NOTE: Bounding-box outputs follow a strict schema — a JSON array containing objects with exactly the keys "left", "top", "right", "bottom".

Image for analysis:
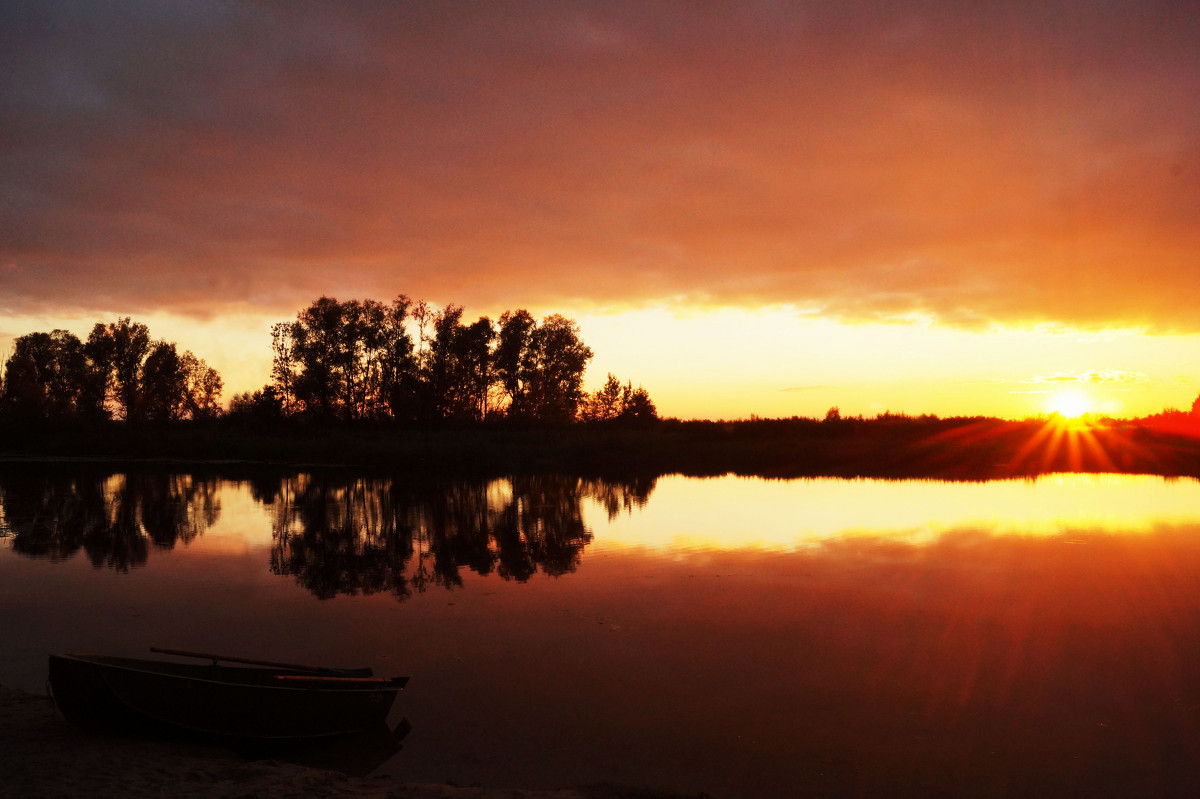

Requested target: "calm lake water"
[{"left": 4, "top": 468, "right": 1200, "bottom": 797}]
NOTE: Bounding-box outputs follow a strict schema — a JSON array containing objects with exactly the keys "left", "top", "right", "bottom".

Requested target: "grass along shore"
[{"left": 3, "top": 415, "right": 1200, "bottom": 480}]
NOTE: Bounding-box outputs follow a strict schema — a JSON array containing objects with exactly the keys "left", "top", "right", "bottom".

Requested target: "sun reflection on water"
[
  {"left": 9, "top": 471, "right": 1199, "bottom": 566},
  {"left": 586, "top": 473, "right": 1200, "bottom": 553}
]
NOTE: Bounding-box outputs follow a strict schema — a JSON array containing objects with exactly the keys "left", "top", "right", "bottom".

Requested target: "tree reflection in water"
[
  {"left": 265, "top": 475, "right": 417, "bottom": 601},
  {"left": 266, "top": 474, "right": 655, "bottom": 600},
  {"left": 0, "top": 471, "right": 220, "bottom": 570},
  {"left": 0, "top": 469, "right": 653, "bottom": 596}
]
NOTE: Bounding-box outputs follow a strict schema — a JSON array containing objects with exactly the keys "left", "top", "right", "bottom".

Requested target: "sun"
[{"left": 1047, "top": 390, "right": 1091, "bottom": 419}]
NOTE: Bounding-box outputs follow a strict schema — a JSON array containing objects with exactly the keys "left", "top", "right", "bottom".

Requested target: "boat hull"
[{"left": 48, "top": 653, "right": 407, "bottom": 741}]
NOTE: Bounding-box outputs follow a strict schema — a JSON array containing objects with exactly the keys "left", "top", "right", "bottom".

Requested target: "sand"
[{"left": 0, "top": 686, "right": 698, "bottom": 799}]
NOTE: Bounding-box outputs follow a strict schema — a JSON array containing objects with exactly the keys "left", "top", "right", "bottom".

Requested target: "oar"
[
  {"left": 149, "top": 647, "right": 373, "bottom": 677},
  {"left": 273, "top": 675, "right": 410, "bottom": 687}
]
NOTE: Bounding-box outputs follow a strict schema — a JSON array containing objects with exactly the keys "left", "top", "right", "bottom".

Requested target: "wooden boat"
[{"left": 47, "top": 648, "right": 409, "bottom": 742}]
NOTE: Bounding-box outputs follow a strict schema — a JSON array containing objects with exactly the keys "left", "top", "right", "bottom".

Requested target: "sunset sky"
[{"left": 2, "top": 1, "right": 1199, "bottom": 420}]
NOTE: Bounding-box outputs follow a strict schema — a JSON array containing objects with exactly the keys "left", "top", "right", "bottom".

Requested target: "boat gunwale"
[{"left": 52, "top": 653, "right": 407, "bottom": 694}]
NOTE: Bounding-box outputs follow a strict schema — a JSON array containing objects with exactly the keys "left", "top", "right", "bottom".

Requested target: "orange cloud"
[{"left": 2, "top": 2, "right": 1198, "bottom": 329}]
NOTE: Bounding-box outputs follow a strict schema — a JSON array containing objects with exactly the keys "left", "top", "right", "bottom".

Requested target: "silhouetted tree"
[
  {"left": 363, "top": 296, "right": 415, "bottom": 419},
  {"left": 339, "top": 298, "right": 402, "bottom": 419},
  {"left": 270, "top": 322, "right": 296, "bottom": 414},
  {"left": 504, "top": 314, "right": 593, "bottom": 422},
  {"left": 580, "top": 373, "right": 657, "bottom": 423},
  {"left": 619, "top": 382, "right": 657, "bottom": 422},
  {"left": 140, "top": 341, "right": 187, "bottom": 421},
  {"left": 1, "top": 330, "right": 87, "bottom": 419},
  {"left": 460, "top": 316, "right": 497, "bottom": 420},
  {"left": 582, "top": 373, "right": 624, "bottom": 422},
  {"left": 1, "top": 319, "right": 222, "bottom": 423},
  {"left": 287, "top": 297, "right": 344, "bottom": 418},
  {"left": 276, "top": 296, "right": 415, "bottom": 420},
  {"left": 181, "top": 351, "right": 223, "bottom": 419},
  {"left": 101, "top": 318, "right": 151, "bottom": 420},
  {"left": 229, "top": 385, "right": 286, "bottom": 420},
  {"left": 425, "top": 304, "right": 466, "bottom": 420},
  {"left": 264, "top": 296, "right": 596, "bottom": 424},
  {"left": 380, "top": 295, "right": 419, "bottom": 420},
  {"left": 495, "top": 309, "right": 536, "bottom": 413},
  {"left": 79, "top": 325, "right": 116, "bottom": 419},
  {"left": 134, "top": 342, "right": 223, "bottom": 422},
  {"left": 421, "top": 307, "right": 497, "bottom": 421},
  {"left": 527, "top": 315, "right": 593, "bottom": 421}
]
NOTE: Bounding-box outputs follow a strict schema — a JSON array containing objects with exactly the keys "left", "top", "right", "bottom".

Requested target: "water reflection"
[
  {"left": 11, "top": 468, "right": 1199, "bottom": 598},
  {"left": 594, "top": 473, "right": 1200, "bottom": 552},
  {"left": 265, "top": 474, "right": 654, "bottom": 599},
  {"left": 0, "top": 471, "right": 220, "bottom": 570},
  {"left": 0, "top": 469, "right": 655, "bottom": 598},
  {"left": 7, "top": 470, "right": 1200, "bottom": 796}
]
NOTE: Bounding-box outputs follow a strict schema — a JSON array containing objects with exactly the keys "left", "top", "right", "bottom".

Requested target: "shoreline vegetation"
[
  {"left": 3, "top": 414, "right": 1200, "bottom": 481},
  {"left": 6, "top": 300, "right": 1200, "bottom": 484},
  {"left": 0, "top": 300, "right": 656, "bottom": 430}
]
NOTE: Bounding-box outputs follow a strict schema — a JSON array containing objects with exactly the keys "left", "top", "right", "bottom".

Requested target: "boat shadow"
[{"left": 232, "top": 717, "right": 411, "bottom": 777}]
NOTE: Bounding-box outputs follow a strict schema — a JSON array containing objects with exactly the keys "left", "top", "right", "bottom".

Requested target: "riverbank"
[
  {"left": 3, "top": 416, "right": 1200, "bottom": 480},
  {"left": 0, "top": 686, "right": 706, "bottom": 799}
]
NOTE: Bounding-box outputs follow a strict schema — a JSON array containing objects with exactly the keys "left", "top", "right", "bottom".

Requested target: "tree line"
[
  {"left": 232, "top": 294, "right": 655, "bottom": 423},
  {"left": 0, "top": 295, "right": 656, "bottom": 425},
  {"left": 0, "top": 318, "right": 221, "bottom": 422}
]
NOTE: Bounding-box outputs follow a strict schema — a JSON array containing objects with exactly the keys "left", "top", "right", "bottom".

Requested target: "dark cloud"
[{"left": 2, "top": 1, "right": 1198, "bottom": 327}]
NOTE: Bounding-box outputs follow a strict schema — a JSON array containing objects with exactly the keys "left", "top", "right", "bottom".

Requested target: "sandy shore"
[{"left": 0, "top": 686, "right": 700, "bottom": 799}]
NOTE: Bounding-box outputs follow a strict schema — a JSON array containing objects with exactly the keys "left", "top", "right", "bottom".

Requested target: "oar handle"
[{"left": 149, "top": 647, "right": 370, "bottom": 676}]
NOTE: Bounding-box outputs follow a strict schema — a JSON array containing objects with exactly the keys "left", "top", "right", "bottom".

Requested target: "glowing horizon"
[{"left": 3, "top": 303, "right": 1200, "bottom": 421}]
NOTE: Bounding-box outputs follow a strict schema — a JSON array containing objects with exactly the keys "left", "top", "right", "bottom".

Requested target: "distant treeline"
[
  {"left": 0, "top": 318, "right": 222, "bottom": 423},
  {"left": 1129, "top": 398, "right": 1200, "bottom": 437},
  {"left": 7, "top": 414, "right": 1200, "bottom": 483},
  {"left": 0, "top": 295, "right": 656, "bottom": 426}
]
